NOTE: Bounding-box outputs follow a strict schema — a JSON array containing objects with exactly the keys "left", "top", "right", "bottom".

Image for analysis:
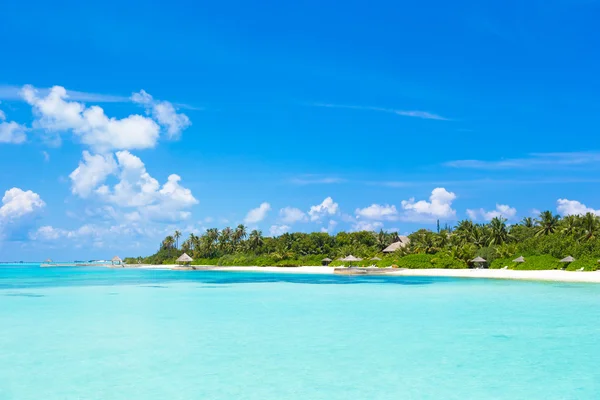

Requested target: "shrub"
[
  {"left": 566, "top": 257, "right": 599, "bottom": 271},
  {"left": 512, "top": 255, "right": 562, "bottom": 270},
  {"left": 395, "top": 254, "right": 436, "bottom": 269}
]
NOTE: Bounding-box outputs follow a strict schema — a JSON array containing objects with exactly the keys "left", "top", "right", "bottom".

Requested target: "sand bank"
[{"left": 129, "top": 264, "right": 600, "bottom": 283}]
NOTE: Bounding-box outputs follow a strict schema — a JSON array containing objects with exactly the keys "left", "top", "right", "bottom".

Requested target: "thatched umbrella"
[
  {"left": 512, "top": 256, "right": 525, "bottom": 263},
  {"left": 340, "top": 255, "right": 363, "bottom": 267},
  {"left": 321, "top": 257, "right": 332, "bottom": 266},
  {"left": 560, "top": 256, "right": 575, "bottom": 263},
  {"left": 370, "top": 257, "right": 382, "bottom": 261},
  {"left": 111, "top": 256, "right": 122, "bottom": 266},
  {"left": 470, "top": 256, "right": 487, "bottom": 268},
  {"left": 176, "top": 253, "right": 193, "bottom": 266}
]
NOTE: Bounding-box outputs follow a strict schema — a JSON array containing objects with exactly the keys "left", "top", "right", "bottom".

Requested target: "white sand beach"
[{"left": 131, "top": 264, "right": 600, "bottom": 283}]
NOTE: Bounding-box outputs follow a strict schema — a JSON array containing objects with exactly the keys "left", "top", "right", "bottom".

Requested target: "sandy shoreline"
[{"left": 130, "top": 264, "right": 600, "bottom": 283}]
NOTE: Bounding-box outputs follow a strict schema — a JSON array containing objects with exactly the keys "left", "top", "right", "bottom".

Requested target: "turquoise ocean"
[{"left": 1, "top": 265, "right": 600, "bottom": 399}]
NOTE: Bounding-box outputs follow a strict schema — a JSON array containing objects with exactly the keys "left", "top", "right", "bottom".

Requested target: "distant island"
[{"left": 125, "top": 211, "right": 600, "bottom": 271}]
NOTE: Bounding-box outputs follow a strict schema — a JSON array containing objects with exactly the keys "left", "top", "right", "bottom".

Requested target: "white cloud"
[
  {"left": 320, "top": 220, "right": 338, "bottom": 233},
  {"left": 557, "top": 199, "right": 600, "bottom": 216},
  {"left": 42, "top": 151, "right": 50, "bottom": 162},
  {"left": 308, "top": 197, "right": 339, "bottom": 221},
  {"left": 311, "top": 103, "right": 448, "bottom": 121},
  {"left": 0, "top": 188, "right": 45, "bottom": 221},
  {"left": 22, "top": 85, "right": 161, "bottom": 152},
  {"left": 352, "top": 220, "right": 384, "bottom": 232},
  {"left": 30, "top": 222, "right": 159, "bottom": 246},
  {"left": 400, "top": 188, "right": 457, "bottom": 222},
  {"left": 69, "top": 151, "right": 117, "bottom": 197},
  {"left": 244, "top": 202, "right": 271, "bottom": 224},
  {"left": 289, "top": 176, "right": 345, "bottom": 185},
  {"left": 31, "top": 225, "right": 66, "bottom": 240},
  {"left": 0, "top": 109, "right": 27, "bottom": 144},
  {"left": 279, "top": 207, "right": 307, "bottom": 224},
  {"left": 131, "top": 90, "right": 191, "bottom": 139},
  {"left": 466, "top": 204, "right": 517, "bottom": 221},
  {"left": 355, "top": 204, "right": 398, "bottom": 220},
  {"left": 445, "top": 152, "right": 600, "bottom": 170},
  {"left": 69, "top": 150, "right": 197, "bottom": 222},
  {"left": 269, "top": 224, "right": 290, "bottom": 236},
  {"left": 0, "top": 188, "right": 45, "bottom": 240}
]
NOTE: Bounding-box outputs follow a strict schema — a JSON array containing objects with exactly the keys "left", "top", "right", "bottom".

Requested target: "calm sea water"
[{"left": 1, "top": 265, "right": 600, "bottom": 399}]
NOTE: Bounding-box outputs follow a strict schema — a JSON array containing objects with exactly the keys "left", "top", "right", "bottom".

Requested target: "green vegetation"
[{"left": 125, "top": 212, "right": 600, "bottom": 270}]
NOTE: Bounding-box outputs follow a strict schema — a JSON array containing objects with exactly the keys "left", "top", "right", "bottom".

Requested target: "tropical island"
[{"left": 125, "top": 211, "right": 600, "bottom": 271}]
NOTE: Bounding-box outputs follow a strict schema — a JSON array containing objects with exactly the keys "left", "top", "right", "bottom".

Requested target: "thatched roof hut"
[
  {"left": 512, "top": 256, "right": 525, "bottom": 263},
  {"left": 111, "top": 256, "right": 122, "bottom": 265},
  {"left": 382, "top": 236, "right": 411, "bottom": 253},
  {"left": 176, "top": 253, "right": 194, "bottom": 265}
]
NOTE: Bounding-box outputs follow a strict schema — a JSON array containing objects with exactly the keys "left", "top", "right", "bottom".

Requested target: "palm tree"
[
  {"left": 488, "top": 217, "right": 511, "bottom": 246},
  {"left": 162, "top": 235, "right": 175, "bottom": 250},
  {"left": 162, "top": 235, "right": 175, "bottom": 259},
  {"left": 559, "top": 215, "right": 579, "bottom": 236},
  {"left": 454, "top": 220, "right": 476, "bottom": 243},
  {"left": 188, "top": 233, "right": 197, "bottom": 251},
  {"left": 580, "top": 212, "right": 600, "bottom": 241},
  {"left": 248, "top": 229, "right": 264, "bottom": 251},
  {"left": 521, "top": 217, "right": 534, "bottom": 228},
  {"left": 233, "top": 224, "right": 247, "bottom": 248},
  {"left": 174, "top": 230, "right": 182, "bottom": 250},
  {"left": 219, "top": 227, "right": 233, "bottom": 253},
  {"left": 535, "top": 211, "right": 561, "bottom": 236}
]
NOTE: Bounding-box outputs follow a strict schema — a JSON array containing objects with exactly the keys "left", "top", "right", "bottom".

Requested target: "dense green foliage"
[{"left": 126, "top": 211, "right": 600, "bottom": 270}]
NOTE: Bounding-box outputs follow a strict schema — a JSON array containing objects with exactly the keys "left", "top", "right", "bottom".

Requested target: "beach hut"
[
  {"left": 512, "top": 256, "right": 525, "bottom": 263},
  {"left": 176, "top": 253, "right": 193, "bottom": 266},
  {"left": 321, "top": 257, "right": 332, "bottom": 266},
  {"left": 470, "top": 256, "right": 487, "bottom": 269},
  {"left": 111, "top": 256, "right": 122, "bottom": 266},
  {"left": 382, "top": 236, "right": 411, "bottom": 253}
]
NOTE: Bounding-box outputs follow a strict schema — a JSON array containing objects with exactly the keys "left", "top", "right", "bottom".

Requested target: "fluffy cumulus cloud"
[
  {"left": 355, "top": 204, "right": 398, "bottom": 220},
  {"left": 30, "top": 222, "right": 159, "bottom": 248},
  {"left": 557, "top": 199, "right": 600, "bottom": 216},
  {"left": 69, "top": 151, "right": 117, "bottom": 197},
  {"left": 269, "top": 224, "right": 290, "bottom": 236},
  {"left": 466, "top": 204, "right": 517, "bottom": 221},
  {"left": 0, "top": 188, "right": 45, "bottom": 240},
  {"left": 244, "top": 202, "right": 271, "bottom": 224},
  {"left": 279, "top": 207, "right": 307, "bottom": 224},
  {"left": 22, "top": 85, "right": 164, "bottom": 152},
  {"left": 352, "top": 220, "right": 384, "bottom": 232},
  {"left": 320, "top": 220, "right": 338, "bottom": 233},
  {"left": 308, "top": 197, "right": 339, "bottom": 221},
  {"left": 400, "top": 188, "right": 456, "bottom": 222},
  {"left": 69, "top": 150, "right": 198, "bottom": 222},
  {"left": 0, "top": 109, "right": 27, "bottom": 144},
  {"left": 0, "top": 188, "right": 45, "bottom": 221},
  {"left": 131, "top": 90, "right": 191, "bottom": 139}
]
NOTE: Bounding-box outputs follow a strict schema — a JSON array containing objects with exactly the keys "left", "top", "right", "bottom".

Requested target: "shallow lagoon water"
[{"left": 1, "top": 265, "right": 600, "bottom": 399}]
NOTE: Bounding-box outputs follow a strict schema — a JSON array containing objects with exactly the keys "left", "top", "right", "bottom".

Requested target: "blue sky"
[{"left": 1, "top": 0, "right": 600, "bottom": 260}]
